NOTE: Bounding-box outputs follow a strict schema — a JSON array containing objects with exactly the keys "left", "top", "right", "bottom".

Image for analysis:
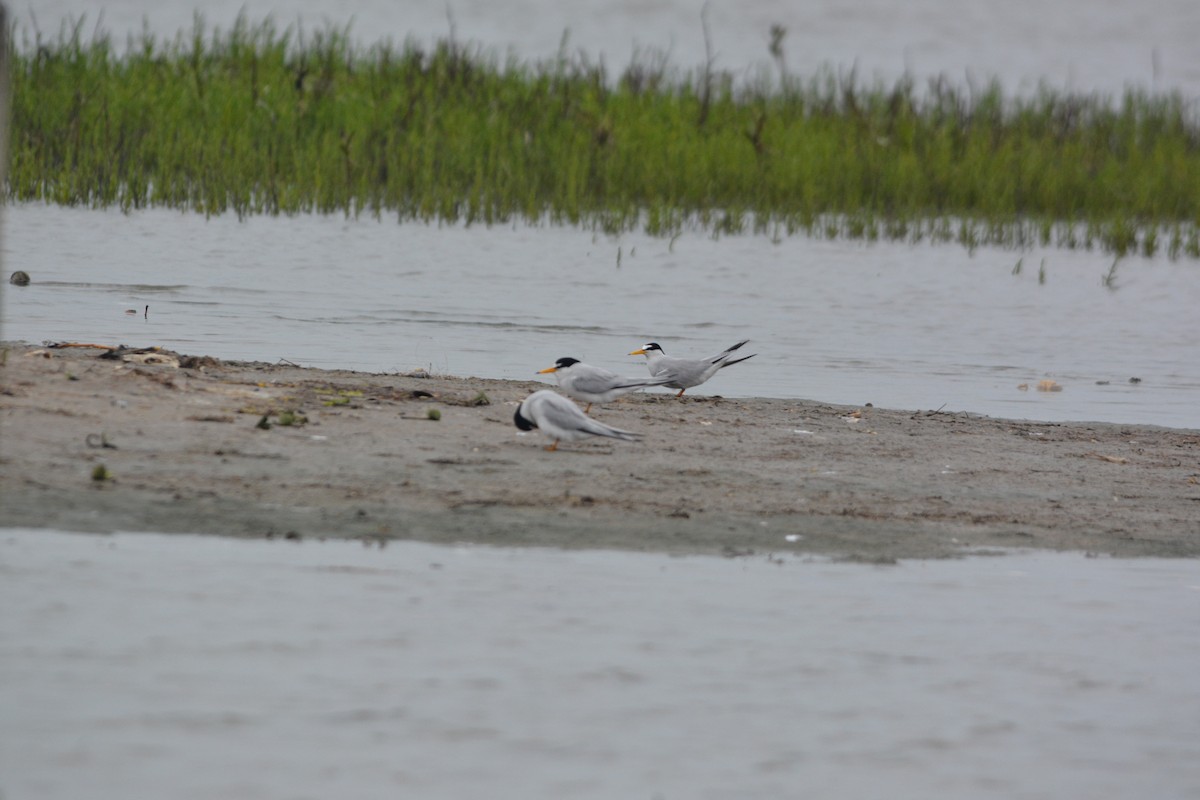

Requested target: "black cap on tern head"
[
  {"left": 513, "top": 405, "right": 537, "bottom": 431},
  {"left": 642, "top": 343, "right": 663, "bottom": 353},
  {"left": 555, "top": 357, "right": 581, "bottom": 369}
]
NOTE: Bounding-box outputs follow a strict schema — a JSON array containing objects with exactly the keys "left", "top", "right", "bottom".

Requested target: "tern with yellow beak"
[
  {"left": 514, "top": 390, "right": 643, "bottom": 451},
  {"left": 537, "top": 357, "right": 674, "bottom": 413},
  {"left": 629, "top": 340, "right": 756, "bottom": 397}
]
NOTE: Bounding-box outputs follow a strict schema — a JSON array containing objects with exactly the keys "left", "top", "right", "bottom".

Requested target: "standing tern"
[
  {"left": 513, "top": 390, "right": 643, "bottom": 451},
  {"left": 537, "top": 357, "right": 675, "bottom": 413},
  {"left": 629, "top": 339, "right": 756, "bottom": 397}
]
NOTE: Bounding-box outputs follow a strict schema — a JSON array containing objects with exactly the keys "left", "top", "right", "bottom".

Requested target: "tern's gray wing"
[
  {"left": 576, "top": 414, "right": 642, "bottom": 441},
  {"left": 568, "top": 365, "right": 631, "bottom": 395},
  {"left": 533, "top": 391, "right": 641, "bottom": 441},
  {"left": 621, "top": 374, "right": 677, "bottom": 388},
  {"left": 703, "top": 339, "right": 752, "bottom": 363},
  {"left": 654, "top": 356, "right": 711, "bottom": 388},
  {"left": 570, "top": 366, "right": 674, "bottom": 396}
]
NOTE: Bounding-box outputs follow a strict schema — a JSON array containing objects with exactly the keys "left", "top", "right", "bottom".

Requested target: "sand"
[{"left": 2, "top": 341, "right": 1197, "bottom": 560}]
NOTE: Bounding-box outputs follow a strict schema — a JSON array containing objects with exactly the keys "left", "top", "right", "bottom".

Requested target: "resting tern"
[
  {"left": 537, "top": 357, "right": 675, "bottom": 413},
  {"left": 629, "top": 339, "right": 756, "bottom": 397},
  {"left": 513, "top": 390, "right": 643, "bottom": 451}
]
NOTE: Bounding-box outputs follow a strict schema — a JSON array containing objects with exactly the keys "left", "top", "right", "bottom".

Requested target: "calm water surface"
[
  {"left": 4, "top": 204, "right": 1198, "bottom": 427},
  {"left": 2, "top": 529, "right": 1199, "bottom": 800}
]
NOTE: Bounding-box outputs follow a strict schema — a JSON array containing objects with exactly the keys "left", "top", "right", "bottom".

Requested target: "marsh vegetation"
[{"left": 6, "top": 16, "right": 1200, "bottom": 257}]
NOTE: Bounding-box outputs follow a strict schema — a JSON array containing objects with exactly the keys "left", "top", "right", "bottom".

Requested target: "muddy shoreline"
[{"left": 2, "top": 342, "right": 1198, "bottom": 560}]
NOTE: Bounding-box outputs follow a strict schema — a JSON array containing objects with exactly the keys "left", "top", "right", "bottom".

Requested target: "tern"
[
  {"left": 629, "top": 339, "right": 756, "bottom": 397},
  {"left": 513, "top": 390, "right": 643, "bottom": 451},
  {"left": 537, "top": 357, "right": 674, "bottom": 413}
]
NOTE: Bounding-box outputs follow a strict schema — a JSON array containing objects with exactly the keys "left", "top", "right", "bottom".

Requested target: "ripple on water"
[{"left": 3, "top": 205, "right": 1197, "bottom": 428}]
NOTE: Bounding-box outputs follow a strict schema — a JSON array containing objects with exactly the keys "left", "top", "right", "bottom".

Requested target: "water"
[
  {"left": 4, "top": 204, "right": 1198, "bottom": 428},
  {"left": 2, "top": 529, "right": 1198, "bottom": 800},
  {"left": 6, "top": 2, "right": 1200, "bottom": 428}
]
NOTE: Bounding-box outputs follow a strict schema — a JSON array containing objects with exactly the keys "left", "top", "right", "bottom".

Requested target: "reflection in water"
[{"left": 3, "top": 205, "right": 1197, "bottom": 428}]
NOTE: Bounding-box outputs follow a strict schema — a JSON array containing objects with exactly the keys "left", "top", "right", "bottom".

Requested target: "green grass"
[{"left": 6, "top": 15, "right": 1200, "bottom": 257}]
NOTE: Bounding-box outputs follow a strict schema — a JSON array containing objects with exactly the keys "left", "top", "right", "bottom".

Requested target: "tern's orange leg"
[
  {"left": 544, "top": 441, "right": 560, "bottom": 452},
  {"left": 676, "top": 388, "right": 686, "bottom": 397},
  {"left": 584, "top": 403, "right": 593, "bottom": 414}
]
